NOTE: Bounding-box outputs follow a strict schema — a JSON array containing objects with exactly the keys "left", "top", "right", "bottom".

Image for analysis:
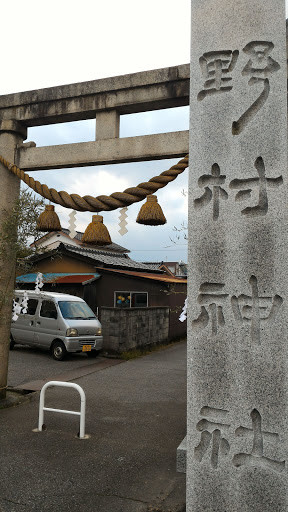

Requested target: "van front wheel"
[{"left": 51, "top": 341, "right": 67, "bottom": 361}]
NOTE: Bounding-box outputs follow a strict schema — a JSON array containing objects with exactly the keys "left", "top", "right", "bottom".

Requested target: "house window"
[
  {"left": 131, "top": 293, "right": 148, "bottom": 307},
  {"left": 115, "top": 292, "right": 148, "bottom": 308}
]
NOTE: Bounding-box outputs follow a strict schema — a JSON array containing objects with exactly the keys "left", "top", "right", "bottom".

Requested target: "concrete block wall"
[{"left": 101, "top": 307, "right": 169, "bottom": 353}]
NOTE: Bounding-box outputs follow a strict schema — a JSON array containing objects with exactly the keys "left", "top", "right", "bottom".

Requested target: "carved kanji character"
[
  {"left": 193, "top": 283, "right": 229, "bottom": 335},
  {"left": 233, "top": 41, "right": 280, "bottom": 134},
  {"left": 194, "top": 163, "right": 228, "bottom": 220},
  {"left": 198, "top": 50, "right": 239, "bottom": 100},
  {"left": 231, "top": 275, "right": 283, "bottom": 345},
  {"left": 233, "top": 409, "right": 285, "bottom": 473},
  {"left": 194, "top": 406, "right": 230, "bottom": 468},
  {"left": 230, "top": 157, "right": 283, "bottom": 216}
]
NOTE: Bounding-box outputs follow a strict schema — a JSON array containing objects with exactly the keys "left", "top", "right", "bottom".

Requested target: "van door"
[
  {"left": 34, "top": 299, "right": 60, "bottom": 348},
  {"left": 12, "top": 298, "right": 39, "bottom": 345}
]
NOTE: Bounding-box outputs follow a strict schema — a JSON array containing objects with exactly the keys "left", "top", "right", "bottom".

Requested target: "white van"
[{"left": 11, "top": 290, "right": 103, "bottom": 360}]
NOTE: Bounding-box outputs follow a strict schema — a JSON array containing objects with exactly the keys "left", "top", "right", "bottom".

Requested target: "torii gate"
[
  {"left": 0, "top": 64, "right": 190, "bottom": 400},
  {"left": 1, "top": 4, "right": 287, "bottom": 509}
]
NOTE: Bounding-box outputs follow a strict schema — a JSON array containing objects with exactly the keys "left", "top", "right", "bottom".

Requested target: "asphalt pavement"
[{"left": 0, "top": 342, "right": 187, "bottom": 512}]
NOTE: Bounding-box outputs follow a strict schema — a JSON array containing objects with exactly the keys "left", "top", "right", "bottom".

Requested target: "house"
[
  {"left": 32, "top": 228, "right": 128, "bottom": 254},
  {"left": 17, "top": 237, "right": 187, "bottom": 352},
  {"left": 144, "top": 261, "right": 188, "bottom": 278}
]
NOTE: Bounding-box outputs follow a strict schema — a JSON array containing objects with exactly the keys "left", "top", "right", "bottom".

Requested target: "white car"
[{"left": 11, "top": 290, "right": 103, "bottom": 360}]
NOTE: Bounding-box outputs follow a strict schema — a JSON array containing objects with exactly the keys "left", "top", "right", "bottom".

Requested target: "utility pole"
[{"left": 0, "top": 121, "right": 26, "bottom": 400}]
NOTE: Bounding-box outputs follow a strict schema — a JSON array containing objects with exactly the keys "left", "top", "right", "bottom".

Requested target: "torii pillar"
[
  {"left": 0, "top": 121, "right": 26, "bottom": 400},
  {"left": 187, "top": 0, "right": 288, "bottom": 510}
]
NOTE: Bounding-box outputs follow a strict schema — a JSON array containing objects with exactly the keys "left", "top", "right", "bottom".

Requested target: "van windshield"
[{"left": 58, "top": 301, "right": 96, "bottom": 320}]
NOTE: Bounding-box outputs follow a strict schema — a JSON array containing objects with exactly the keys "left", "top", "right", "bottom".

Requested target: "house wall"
[
  {"left": 93, "top": 272, "right": 171, "bottom": 309},
  {"left": 101, "top": 306, "right": 169, "bottom": 353},
  {"left": 36, "top": 233, "right": 79, "bottom": 250},
  {"left": 16, "top": 281, "right": 86, "bottom": 300},
  {"left": 90, "top": 272, "right": 187, "bottom": 341},
  {"left": 27, "top": 259, "right": 187, "bottom": 342},
  {"left": 33, "top": 255, "right": 96, "bottom": 274},
  {"left": 167, "top": 282, "right": 187, "bottom": 340},
  {"left": 39, "top": 282, "right": 86, "bottom": 300}
]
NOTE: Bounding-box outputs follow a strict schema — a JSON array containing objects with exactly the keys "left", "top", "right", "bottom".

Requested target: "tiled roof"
[
  {"left": 142, "top": 262, "right": 163, "bottom": 270},
  {"left": 61, "top": 228, "right": 128, "bottom": 253},
  {"left": 62, "top": 244, "right": 160, "bottom": 272},
  {"left": 61, "top": 228, "right": 83, "bottom": 242},
  {"left": 33, "top": 229, "right": 129, "bottom": 253}
]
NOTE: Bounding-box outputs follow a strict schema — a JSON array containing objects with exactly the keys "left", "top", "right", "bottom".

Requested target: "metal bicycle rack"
[{"left": 35, "top": 381, "right": 88, "bottom": 439}]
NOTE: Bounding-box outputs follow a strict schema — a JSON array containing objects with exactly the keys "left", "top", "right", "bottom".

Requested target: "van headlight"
[
  {"left": 66, "top": 328, "right": 78, "bottom": 337},
  {"left": 96, "top": 327, "right": 102, "bottom": 335}
]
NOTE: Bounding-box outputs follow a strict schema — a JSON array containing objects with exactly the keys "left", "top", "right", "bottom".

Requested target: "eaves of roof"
[
  {"left": 95, "top": 267, "right": 187, "bottom": 284},
  {"left": 16, "top": 273, "right": 100, "bottom": 285}
]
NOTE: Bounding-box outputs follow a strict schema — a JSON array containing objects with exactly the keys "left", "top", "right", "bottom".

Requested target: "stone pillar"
[
  {"left": 187, "top": 1, "right": 287, "bottom": 510},
  {"left": 0, "top": 120, "right": 26, "bottom": 400}
]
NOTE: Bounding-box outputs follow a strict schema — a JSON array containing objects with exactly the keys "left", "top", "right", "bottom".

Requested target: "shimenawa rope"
[{"left": 0, "top": 154, "right": 189, "bottom": 213}]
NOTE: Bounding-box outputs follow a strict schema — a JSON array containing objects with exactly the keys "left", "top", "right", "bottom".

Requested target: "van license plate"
[{"left": 82, "top": 345, "right": 92, "bottom": 352}]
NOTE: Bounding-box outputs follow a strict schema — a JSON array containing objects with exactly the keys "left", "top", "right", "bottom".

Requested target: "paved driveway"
[
  {"left": 8, "top": 345, "right": 121, "bottom": 390},
  {"left": 2, "top": 342, "right": 187, "bottom": 512}
]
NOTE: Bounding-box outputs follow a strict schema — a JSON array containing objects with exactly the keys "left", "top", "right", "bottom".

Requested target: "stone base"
[
  {"left": 176, "top": 435, "right": 186, "bottom": 473},
  {"left": 0, "top": 388, "right": 34, "bottom": 409}
]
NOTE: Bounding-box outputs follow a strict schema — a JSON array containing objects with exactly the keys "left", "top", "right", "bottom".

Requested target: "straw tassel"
[
  {"left": 36, "top": 205, "right": 61, "bottom": 232},
  {"left": 136, "top": 195, "right": 167, "bottom": 226},
  {"left": 82, "top": 215, "right": 112, "bottom": 245}
]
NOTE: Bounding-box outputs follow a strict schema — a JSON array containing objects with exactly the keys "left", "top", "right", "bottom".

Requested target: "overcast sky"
[{"left": 0, "top": 1, "right": 287, "bottom": 263}]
